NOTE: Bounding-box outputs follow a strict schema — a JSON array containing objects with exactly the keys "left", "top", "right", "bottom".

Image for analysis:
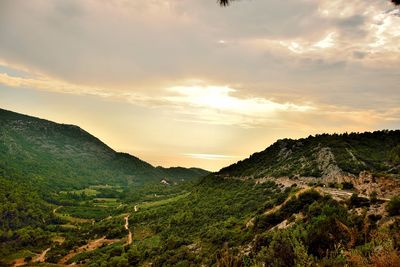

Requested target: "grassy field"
[
  {"left": 92, "top": 198, "right": 120, "bottom": 208},
  {"left": 59, "top": 184, "right": 123, "bottom": 196},
  {"left": 59, "top": 188, "right": 99, "bottom": 196},
  {"left": 137, "top": 235, "right": 161, "bottom": 248},
  {"left": 90, "top": 184, "right": 123, "bottom": 192},
  {"left": 3, "top": 249, "right": 36, "bottom": 261},
  {"left": 55, "top": 211, "right": 93, "bottom": 223},
  {"left": 139, "top": 192, "right": 191, "bottom": 209}
]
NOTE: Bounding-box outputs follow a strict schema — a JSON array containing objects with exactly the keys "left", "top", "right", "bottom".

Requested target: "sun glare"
[{"left": 165, "top": 85, "right": 313, "bottom": 116}]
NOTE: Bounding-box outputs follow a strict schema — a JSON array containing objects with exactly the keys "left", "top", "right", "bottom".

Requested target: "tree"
[
  {"left": 370, "top": 191, "right": 378, "bottom": 204},
  {"left": 389, "top": 144, "right": 400, "bottom": 165},
  {"left": 387, "top": 196, "right": 400, "bottom": 216}
]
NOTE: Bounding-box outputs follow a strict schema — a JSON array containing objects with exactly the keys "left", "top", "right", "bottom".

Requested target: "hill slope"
[
  {"left": 218, "top": 130, "right": 400, "bottom": 181},
  {"left": 0, "top": 108, "right": 209, "bottom": 191}
]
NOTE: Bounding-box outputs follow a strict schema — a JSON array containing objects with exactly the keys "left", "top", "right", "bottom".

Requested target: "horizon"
[
  {"left": 1, "top": 0, "right": 399, "bottom": 171},
  {"left": 2, "top": 106, "right": 398, "bottom": 173}
]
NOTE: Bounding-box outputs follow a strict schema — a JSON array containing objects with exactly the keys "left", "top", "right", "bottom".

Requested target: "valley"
[{"left": 0, "top": 108, "right": 400, "bottom": 266}]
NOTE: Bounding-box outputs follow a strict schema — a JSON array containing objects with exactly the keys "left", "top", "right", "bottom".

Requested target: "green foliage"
[
  {"left": 219, "top": 130, "right": 400, "bottom": 178},
  {"left": 370, "top": 191, "right": 378, "bottom": 204},
  {"left": 255, "top": 189, "right": 322, "bottom": 231},
  {"left": 389, "top": 144, "right": 400, "bottom": 165},
  {"left": 0, "top": 176, "right": 56, "bottom": 257},
  {"left": 0, "top": 108, "right": 209, "bottom": 262},
  {"left": 341, "top": 182, "right": 354, "bottom": 190},
  {"left": 0, "top": 108, "right": 209, "bottom": 193},
  {"left": 349, "top": 193, "right": 370, "bottom": 208},
  {"left": 1, "top": 108, "right": 399, "bottom": 265},
  {"left": 387, "top": 196, "right": 400, "bottom": 216},
  {"left": 256, "top": 230, "right": 312, "bottom": 267}
]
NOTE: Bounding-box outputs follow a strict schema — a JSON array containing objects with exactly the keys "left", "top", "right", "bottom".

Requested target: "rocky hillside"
[
  {"left": 0, "top": 108, "right": 209, "bottom": 191},
  {"left": 218, "top": 130, "right": 400, "bottom": 182}
]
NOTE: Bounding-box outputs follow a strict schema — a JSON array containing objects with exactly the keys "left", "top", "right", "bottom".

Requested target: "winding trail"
[
  {"left": 124, "top": 206, "right": 138, "bottom": 246},
  {"left": 12, "top": 247, "right": 51, "bottom": 267},
  {"left": 33, "top": 247, "right": 51, "bottom": 263},
  {"left": 124, "top": 215, "right": 132, "bottom": 245},
  {"left": 12, "top": 259, "right": 25, "bottom": 267},
  {"left": 58, "top": 236, "right": 117, "bottom": 264},
  {"left": 53, "top": 206, "right": 61, "bottom": 214}
]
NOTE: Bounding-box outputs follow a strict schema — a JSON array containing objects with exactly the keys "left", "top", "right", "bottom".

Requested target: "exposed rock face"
[
  {"left": 316, "top": 147, "right": 343, "bottom": 182},
  {"left": 277, "top": 146, "right": 292, "bottom": 160},
  {"left": 351, "top": 171, "right": 400, "bottom": 199},
  {"left": 218, "top": 131, "right": 400, "bottom": 198}
]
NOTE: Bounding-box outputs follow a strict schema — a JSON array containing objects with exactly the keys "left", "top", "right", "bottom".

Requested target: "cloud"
[
  {"left": 0, "top": 0, "right": 399, "bottom": 131},
  {"left": 163, "top": 84, "right": 314, "bottom": 127}
]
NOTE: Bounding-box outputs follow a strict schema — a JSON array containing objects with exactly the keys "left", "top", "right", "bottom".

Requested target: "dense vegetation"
[
  {"left": 38, "top": 178, "right": 400, "bottom": 266},
  {"left": 0, "top": 176, "right": 56, "bottom": 259},
  {"left": 0, "top": 108, "right": 209, "bottom": 192},
  {"left": 1, "top": 108, "right": 399, "bottom": 266},
  {"left": 219, "top": 130, "right": 400, "bottom": 178},
  {"left": 0, "top": 108, "right": 208, "bottom": 264},
  {"left": 50, "top": 176, "right": 286, "bottom": 266}
]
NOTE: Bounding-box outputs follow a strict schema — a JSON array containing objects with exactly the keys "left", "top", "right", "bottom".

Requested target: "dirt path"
[
  {"left": 58, "top": 236, "right": 117, "bottom": 264},
  {"left": 125, "top": 215, "right": 132, "bottom": 245},
  {"left": 53, "top": 206, "right": 62, "bottom": 214},
  {"left": 33, "top": 247, "right": 51, "bottom": 263},
  {"left": 12, "top": 258, "right": 25, "bottom": 267},
  {"left": 12, "top": 246, "right": 51, "bottom": 267}
]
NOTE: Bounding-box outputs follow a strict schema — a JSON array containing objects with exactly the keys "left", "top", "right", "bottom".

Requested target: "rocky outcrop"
[{"left": 316, "top": 147, "right": 343, "bottom": 182}]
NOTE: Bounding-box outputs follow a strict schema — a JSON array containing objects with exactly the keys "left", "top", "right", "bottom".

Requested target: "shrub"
[
  {"left": 256, "top": 230, "right": 312, "bottom": 267},
  {"left": 341, "top": 182, "right": 354, "bottom": 190},
  {"left": 387, "top": 196, "right": 400, "bottom": 216},
  {"left": 370, "top": 191, "right": 378, "bottom": 204},
  {"left": 349, "top": 194, "right": 370, "bottom": 208}
]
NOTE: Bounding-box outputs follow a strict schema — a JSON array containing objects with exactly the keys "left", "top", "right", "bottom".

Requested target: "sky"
[{"left": 0, "top": 0, "right": 399, "bottom": 171}]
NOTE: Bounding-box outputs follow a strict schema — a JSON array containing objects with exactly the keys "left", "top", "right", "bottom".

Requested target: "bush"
[
  {"left": 349, "top": 194, "right": 370, "bottom": 208},
  {"left": 387, "top": 196, "right": 400, "bottom": 216},
  {"left": 341, "top": 182, "right": 354, "bottom": 190},
  {"left": 256, "top": 230, "right": 311, "bottom": 266},
  {"left": 370, "top": 191, "right": 378, "bottom": 204}
]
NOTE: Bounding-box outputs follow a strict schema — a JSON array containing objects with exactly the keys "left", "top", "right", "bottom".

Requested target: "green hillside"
[
  {"left": 219, "top": 130, "right": 400, "bottom": 179},
  {"left": 0, "top": 108, "right": 209, "bottom": 191},
  {"left": 1, "top": 109, "right": 399, "bottom": 266},
  {"left": 156, "top": 167, "right": 210, "bottom": 181},
  {"left": 0, "top": 108, "right": 209, "bottom": 262}
]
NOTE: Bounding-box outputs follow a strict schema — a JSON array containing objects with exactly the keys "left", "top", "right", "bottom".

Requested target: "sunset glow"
[{"left": 1, "top": 0, "right": 399, "bottom": 171}]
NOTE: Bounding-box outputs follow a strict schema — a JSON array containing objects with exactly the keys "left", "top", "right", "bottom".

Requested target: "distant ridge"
[
  {"left": 0, "top": 108, "right": 210, "bottom": 191},
  {"left": 218, "top": 130, "right": 400, "bottom": 181}
]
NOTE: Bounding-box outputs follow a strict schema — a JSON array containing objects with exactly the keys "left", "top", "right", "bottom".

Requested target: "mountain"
[
  {"left": 1, "top": 112, "right": 399, "bottom": 266},
  {"left": 218, "top": 130, "right": 400, "bottom": 181},
  {"left": 156, "top": 166, "right": 210, "bottom": 181},
  {"left": 0, "top": 108, "right": 209, "bottom": 192}
]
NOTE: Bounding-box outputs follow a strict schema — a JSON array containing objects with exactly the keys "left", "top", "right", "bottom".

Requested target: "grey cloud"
[
  {"left": 352, "top": 51, "right": 367, "bottom": 59},
  {"left": 0, "top": 0, "right": 399, "bottom": 119}
]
